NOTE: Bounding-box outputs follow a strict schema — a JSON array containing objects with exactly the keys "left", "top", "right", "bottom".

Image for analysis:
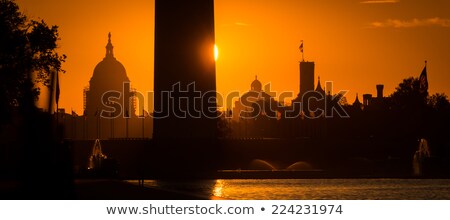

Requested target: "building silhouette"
[
  {"left": 292, "top": 58, "right": 320, "bottom": 117},
  {"left": 315, "top": 76, "right": 325, "bottom": 96},
  {"left": 251, "top": 75, "right": 262, "bottom": 92},
  {"left": 58, "top": 33, "right": 152, "bottom": 140},
  {"left": 363, "top": 94, "right": 373, "bottom": 106},
  {"left": 231, "top": 76, "right": 279, "bottom": 137},
  {"left": 376, "top": 84, "right": 384, "bottom": 99},
  {"left": 361, "top": 84, "right": 386, "bottom": 109},
  {"left": 299, "top": 61, "right": 315, "bottom": 99},
  {"left": 153, "top": 0, "right": 217, "bottom": 139},
  {"left": 352, "top": 93, "right": 363, "bottom": 110},
  {"left": 84, "top": 33, "right": 135, "bottom": 117},
  {"left": 232, "top": 76, "right": 275, "bottom": 120}
]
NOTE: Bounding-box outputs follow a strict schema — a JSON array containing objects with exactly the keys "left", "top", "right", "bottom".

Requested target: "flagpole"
[
  {"left": 302, "top": 44, "right": 304, "bottom": 62},
  {"left": 56, "top": 71, "right": 58, "bottom": 114},
  {"left": 56, "top": 70, "right": 59, "bottom": 133},
  {"left": 48, "top": 69, "right": 56, "bottom": 114},
  {"left": 419, "top": 60, "right": 429, "bottom": 94},
  {"left": 142, "top": 109, "right": 145, "bottom": 138},
  {"left": 125, "top": 110, "right": 129, "bottom": 138},
  {"left": 300, "top": 40, "right": 304, "bottom": 62}
]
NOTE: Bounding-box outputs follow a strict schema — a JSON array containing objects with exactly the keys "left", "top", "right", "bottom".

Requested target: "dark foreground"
[
  {"left": 75, "top": 180, "right": 221, "bottom": 200},
  {"left": 0, "top": 180, "right": 220, "bottom": 200}
]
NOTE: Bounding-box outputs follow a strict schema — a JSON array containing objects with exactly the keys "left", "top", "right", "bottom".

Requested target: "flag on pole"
[
  {"left": 419, "top": 61, "right": 428, "bottom": 94},
  {"left": 299, "top": 40, "right": 304, "bottom": 53}
]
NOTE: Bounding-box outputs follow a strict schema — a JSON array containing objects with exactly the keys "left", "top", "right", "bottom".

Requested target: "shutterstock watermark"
[{"left": 99, "top": 82, "right": 349, "bottom": 120}]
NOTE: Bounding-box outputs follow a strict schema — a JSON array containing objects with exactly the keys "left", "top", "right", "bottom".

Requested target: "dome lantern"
[
  {"left": 251, "top": 75, "right": 262, "bottom": 91},
  {"left": 105, "top": 32, "right": 114, "bottom": 58}
]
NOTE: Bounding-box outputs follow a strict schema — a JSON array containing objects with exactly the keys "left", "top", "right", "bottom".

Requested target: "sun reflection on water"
[{"left": 213, "top": 179, "right": 224, "bottom": 197}]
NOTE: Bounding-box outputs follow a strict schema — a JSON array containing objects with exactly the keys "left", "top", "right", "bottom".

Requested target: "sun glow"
[{"left": 214, "top": 44, "right": 219, "bottom": 61}]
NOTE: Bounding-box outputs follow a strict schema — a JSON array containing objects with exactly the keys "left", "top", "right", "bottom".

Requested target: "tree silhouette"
[
  {"left": 389, "top": 77, "right": 428, "bottom": 111},
  {"left": 0, "top": 0, "right": 65, "bottom": 121},
  {"left": 427, "top": 93, "right": 449, "bottom": 111}
]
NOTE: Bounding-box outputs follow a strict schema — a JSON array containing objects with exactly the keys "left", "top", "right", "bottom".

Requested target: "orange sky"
[{"left": 16, "top": 0, "right": 450, "bottom": 113}]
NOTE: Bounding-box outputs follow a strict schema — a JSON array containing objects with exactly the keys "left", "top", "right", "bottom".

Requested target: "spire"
[
  {"left": 315, "top": 76, "right": 325, "bottom": 95},
  {"left": 354, "top": 93, "right": 361, "bottom": 104},
  {"left": 105, "top": 32, "right": 114, "bottom": 58},
  {"left": 353, "top": 93, "right": 362, "bottom": 109}
]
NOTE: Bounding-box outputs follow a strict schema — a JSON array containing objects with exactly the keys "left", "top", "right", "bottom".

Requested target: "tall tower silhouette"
[
  {"left": 153, "top": 0, "right": 217, "bottom": 139},
  {"left": 376, "top": 84, "right": 384, "bottom": 99},
  {"left": 299, "top": 61, "right": 315, "bottom": 99}
]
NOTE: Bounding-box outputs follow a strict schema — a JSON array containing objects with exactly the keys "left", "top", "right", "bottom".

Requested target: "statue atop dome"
[{"left": 105, "top": 32, "right": 114, "bottom": 58}]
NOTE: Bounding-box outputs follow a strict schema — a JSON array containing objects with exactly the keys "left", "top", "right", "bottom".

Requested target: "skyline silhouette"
[
  {"left": 2, "top": 0, "right": 450, "bottom": 200},
  {"left": 14, "top": 0, "right": 450, "bottom": 114}
]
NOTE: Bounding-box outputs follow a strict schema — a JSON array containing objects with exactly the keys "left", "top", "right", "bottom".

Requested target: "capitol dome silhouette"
[
  {"left": 90, "top": 32, "right": 129, "bottom": 87},
  {"left": 84, "top": 33, "right": 134, "bottom": 117},
  {"left": 90, "top": 55, "right": 129, "bottom": 88}
]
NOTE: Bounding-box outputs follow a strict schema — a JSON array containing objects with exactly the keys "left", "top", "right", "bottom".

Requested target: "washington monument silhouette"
[
  {"left": 149, "top": 0, "right": 219, "bottom": 178},
  {"left": 153, "top": 0, "right": 217, "bottom": 139}
]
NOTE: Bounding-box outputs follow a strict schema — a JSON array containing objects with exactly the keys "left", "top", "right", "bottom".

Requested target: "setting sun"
[{"left": 214, "top": 44, "right": 219, "bottom": 61}]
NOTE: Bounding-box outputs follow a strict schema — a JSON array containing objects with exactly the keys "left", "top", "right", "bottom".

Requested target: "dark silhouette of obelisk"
[{"left": 153, "top": 0, "right": 217, "bottom": 139}]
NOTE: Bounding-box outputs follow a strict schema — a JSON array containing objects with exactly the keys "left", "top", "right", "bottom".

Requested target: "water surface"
[{"left": 134, "top": 179, "right": 450, "bottom": 199}]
